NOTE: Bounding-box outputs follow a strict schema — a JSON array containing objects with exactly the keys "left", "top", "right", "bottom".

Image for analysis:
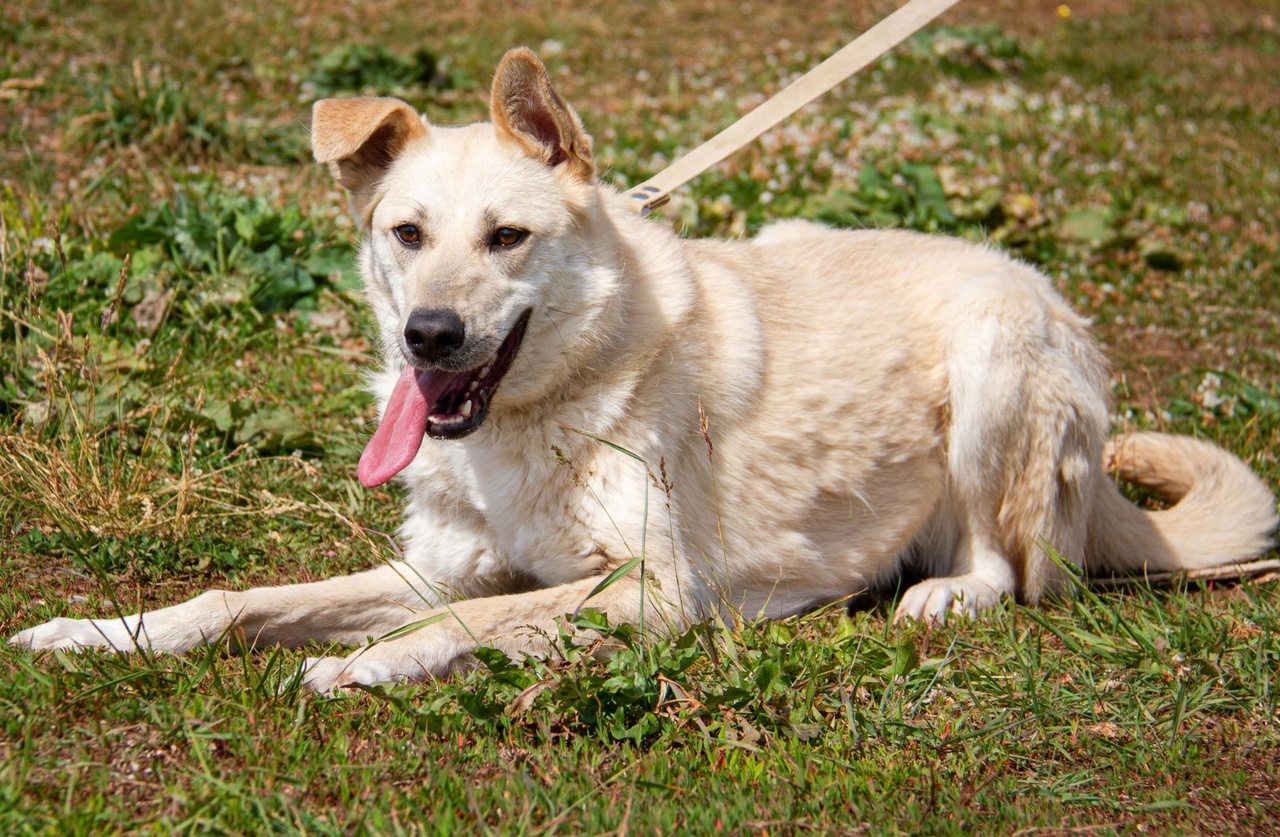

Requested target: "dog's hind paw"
[{"left": 893, "top": 575, "right": 1006, "bottom": 625}]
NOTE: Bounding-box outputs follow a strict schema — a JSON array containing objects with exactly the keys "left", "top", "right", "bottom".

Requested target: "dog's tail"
[{"left": 1085, "top": 432, "right": 1277, "bottom": 576}]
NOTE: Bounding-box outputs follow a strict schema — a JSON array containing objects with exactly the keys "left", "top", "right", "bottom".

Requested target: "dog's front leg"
[
  {"left": 301, "top": 574, "right": 664, "bottom": 694},
  {"left": 10, "top": 561, "right": 461, "bottom": 653}
]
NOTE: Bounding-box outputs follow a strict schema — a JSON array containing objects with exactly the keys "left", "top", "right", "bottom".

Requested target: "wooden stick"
[{"left": 1089, "top": 558, "right": 1280, "bottom": 590}]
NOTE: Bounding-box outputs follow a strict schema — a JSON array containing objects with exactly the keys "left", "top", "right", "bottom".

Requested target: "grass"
[{"left": 2, "top": 0, "right": 1279, "bottom": 832}]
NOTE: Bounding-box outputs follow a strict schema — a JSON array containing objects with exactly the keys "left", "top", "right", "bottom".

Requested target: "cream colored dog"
[{"left": 12, "top": 49, "right": 1277, "bottom": 693}]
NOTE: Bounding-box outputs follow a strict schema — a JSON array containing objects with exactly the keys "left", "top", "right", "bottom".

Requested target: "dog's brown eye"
[
  {"left": 491, "top": 227, "right": 526, "bottom": 249},
  {"left": 393, "top": 224, "right": 421, "bottom": 247}
]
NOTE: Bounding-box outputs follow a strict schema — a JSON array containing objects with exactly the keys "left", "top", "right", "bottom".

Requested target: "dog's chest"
[{"left": 451, "top": 442, "right": 641, "bottom": 586}]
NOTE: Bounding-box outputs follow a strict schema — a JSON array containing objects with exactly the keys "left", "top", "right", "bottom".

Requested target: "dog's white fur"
[{"left": 12, "top": 50, "right": 1277, "bottom": 693}]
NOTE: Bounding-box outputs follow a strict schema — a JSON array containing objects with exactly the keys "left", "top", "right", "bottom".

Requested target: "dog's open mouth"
[{"left": 357, "top": 309, "right": 531, "bottom": 488}]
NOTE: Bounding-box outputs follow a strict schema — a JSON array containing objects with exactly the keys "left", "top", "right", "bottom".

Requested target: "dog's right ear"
[{"left": 311, "top": 97, "right": 426, "bottom": 226}]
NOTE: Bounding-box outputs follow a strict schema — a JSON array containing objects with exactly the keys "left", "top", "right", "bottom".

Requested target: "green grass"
[{"left": 2, "top": 0, "right": 1278, "bottom": 832}]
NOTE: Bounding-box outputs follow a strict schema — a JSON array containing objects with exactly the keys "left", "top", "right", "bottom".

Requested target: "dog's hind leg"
[
  {"left": 894, "top": 272, "right": 1109, "bottom": 623},
  {"left": 10, "top": 561, "right": 488, "bottom": 653}
]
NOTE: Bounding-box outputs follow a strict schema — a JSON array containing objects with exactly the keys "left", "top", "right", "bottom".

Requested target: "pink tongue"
[{"left": 357, "top": 366, "right": 450, "bottom": 488}]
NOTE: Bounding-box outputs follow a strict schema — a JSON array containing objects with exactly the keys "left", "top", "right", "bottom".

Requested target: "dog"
[{"left": 12, "top": 49, "right": 1277, "bottom": 693}]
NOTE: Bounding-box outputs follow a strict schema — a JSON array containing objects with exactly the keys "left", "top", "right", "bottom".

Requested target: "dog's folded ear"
[
  {"left": 311, "top": 97, "right": 427, "bottom": 226},
  {"left": 490, "top": 48, "right": 594, "bottom": 182}
]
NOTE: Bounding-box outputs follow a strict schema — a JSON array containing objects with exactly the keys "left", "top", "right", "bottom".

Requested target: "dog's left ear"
[{"left": 490, "top": 48, "right": 594, "bottom": 181}]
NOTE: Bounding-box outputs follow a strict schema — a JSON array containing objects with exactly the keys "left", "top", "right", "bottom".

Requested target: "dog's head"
[{"left": 312, "top": 49, "right": 616, "bottom": 486}]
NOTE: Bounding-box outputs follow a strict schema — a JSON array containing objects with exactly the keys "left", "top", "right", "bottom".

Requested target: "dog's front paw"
[
  {"left": 300, "top": 653, "right": 414, "bottom": 696},
  {"left": 10, "top": 618, "right": 127, "bottom": 652},
  {"left": 894, "top": 576, "right": 1004, "bottom": 625}
]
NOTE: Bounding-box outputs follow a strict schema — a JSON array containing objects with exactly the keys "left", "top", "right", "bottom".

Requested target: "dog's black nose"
[{"left": 404, "top": 308, "right": 466, "bottom": 362}]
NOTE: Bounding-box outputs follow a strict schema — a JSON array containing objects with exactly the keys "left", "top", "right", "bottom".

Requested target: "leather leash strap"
[{"left": 625, "top": 0, "right": 961, "bottom": 214}]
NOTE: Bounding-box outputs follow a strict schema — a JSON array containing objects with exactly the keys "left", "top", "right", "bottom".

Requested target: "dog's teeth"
[
  {"left": 468, "top": 380, "right": 479, "bottom": 392},
  {"left": 460, "top": 399, "right": 473, "bottom": 418},
  {"left": 479, "top": 365, "right": 492, "bottom": 378}
]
